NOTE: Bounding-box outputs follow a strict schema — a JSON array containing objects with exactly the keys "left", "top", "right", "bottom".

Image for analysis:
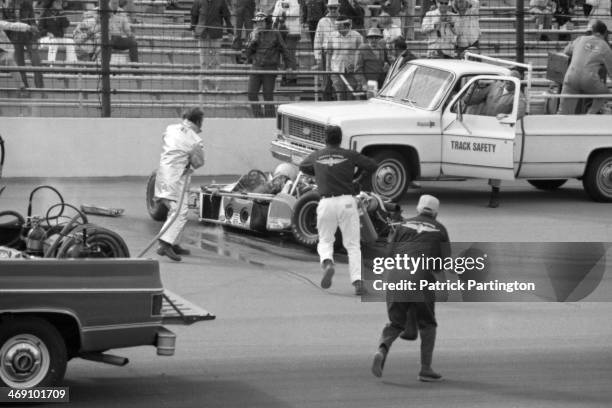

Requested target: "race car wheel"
[
  {"left": 291, "top": 191, "right": 320, "bottom": 249},
  {"left": 146, "top": 171, "right": 168, "bottom": 221},
  {"left": 0, "top": 317, "right": 67, "bottom": 389},
  {"left": 527, "top": 179, "right": 567, "bottom": 191},
  {"left": 363, "top": 150, "right": 410, "bottom": 202},
  {"left": 583, "top": 151, "right": 612, "bottom": 202}
]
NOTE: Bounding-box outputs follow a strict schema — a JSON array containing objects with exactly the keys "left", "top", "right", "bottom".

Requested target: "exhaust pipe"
[{"left": 80, "top": 352, "right": 130, "bottom": 366}]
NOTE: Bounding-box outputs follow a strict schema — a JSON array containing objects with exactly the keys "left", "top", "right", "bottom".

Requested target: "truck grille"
[{"left": 287, "top": 118, "right": 326, "bottom": 145}]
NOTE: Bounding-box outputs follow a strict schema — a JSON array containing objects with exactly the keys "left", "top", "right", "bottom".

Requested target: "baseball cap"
[{"left": 416, "top": 195, "right": 440, "bottom": 216}]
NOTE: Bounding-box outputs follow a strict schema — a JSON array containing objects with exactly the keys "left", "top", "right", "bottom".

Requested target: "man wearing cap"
[
  {"left": 155, "top": 108, "right": 205, "bottom": 262},
  {"left": 313, "top": 0, "right": 341, "bottom": 100},
  {"left": 371, "top": 194, "right": 450, "bottom": 382},
  {"left": 355, "top": 27, "right": 389, "bottom": 90},
  {"left": 421, "top": 0, "right": 458, "bottom": 58},
  {"left": 299, "top": 125, "right": 378, "bottom": 295},
  {"left": 325, "top": 15, "right": 363, "bottom": 100}
]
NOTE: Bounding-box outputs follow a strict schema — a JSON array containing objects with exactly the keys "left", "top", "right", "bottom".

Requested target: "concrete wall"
[{"left": 0, "top": 118, "right": 279, "bottom": 177}]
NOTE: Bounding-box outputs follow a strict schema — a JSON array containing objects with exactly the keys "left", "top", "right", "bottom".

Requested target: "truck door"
[{"left": 441, "top": 75, "right": 521, "bottom": 180}]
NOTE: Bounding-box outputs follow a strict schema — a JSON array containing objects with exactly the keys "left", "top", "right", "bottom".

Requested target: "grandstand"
[{"left": 0, "top": 0, "right": 595, "bottom": 117}]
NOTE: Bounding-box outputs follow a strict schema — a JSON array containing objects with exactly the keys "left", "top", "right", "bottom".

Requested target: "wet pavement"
[{"left": 1, "top": 177, "right": 612, "bottom": 407}]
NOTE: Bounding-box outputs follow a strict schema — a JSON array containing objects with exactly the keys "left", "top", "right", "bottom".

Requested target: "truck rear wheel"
[
  {"left": 364, "top": 150, "right": 410, "bottom": 202},
  {"left": 291, "top": 191, "right": 320, "bottom": 249},
  {"left": 583, "top": 152, "right": 612, "bottom": 202},
  {"left": 527, "top": 179, "right": 567, "bottom": 190},
  {"left": 146, "top": 171, "right": 168, "bottom": 221},
  {"left": 0, "top": 317, "right": 67, "bottom": 388}
]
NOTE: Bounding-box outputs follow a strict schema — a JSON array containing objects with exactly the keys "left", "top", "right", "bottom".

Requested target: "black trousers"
[
  {"left": 111, "top": 36, "right": 139, "bottom": 62},
  {"left": 12, "top": 39, "right": 44, "bottom": 88},
  {"left": 248, "top": 72, "right": 277, "bottom": 118}
]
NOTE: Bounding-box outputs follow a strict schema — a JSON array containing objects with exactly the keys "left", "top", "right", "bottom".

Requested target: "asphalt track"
[{"left": 1, "top": 177, "right": 612, "bottom": 408}]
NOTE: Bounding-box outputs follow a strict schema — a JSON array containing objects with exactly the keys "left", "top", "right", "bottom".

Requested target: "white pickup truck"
[{"left": 270, "top": 55, "right": 612, "bottom": 202}]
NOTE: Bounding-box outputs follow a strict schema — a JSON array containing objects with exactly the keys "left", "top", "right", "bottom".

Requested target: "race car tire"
[
  {"left": 0, "top": 317, "right": 67, "bottom": 388},
  {"left": 291, "top": 191, "right": 321, "bottom": 249},
  {"left": 583, "top": 151, "right": 612, "bottom": 202},
  {"left": 527, "top": 179, "right": 567, "bottom": 191},
  {"left": 363, "top": 150, "right": 410, "bottom": 202},
  {"left": 54, "top": 224, "right": 131, "bottom": 258},
  {"left": 146, "top": 171, "right": 168, "bottom": 221}
]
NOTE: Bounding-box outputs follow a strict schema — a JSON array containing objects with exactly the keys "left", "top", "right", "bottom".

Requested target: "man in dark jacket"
[
  {"left": 371, "top": 194, "right": 450, "bottom": 382},
  {"left": 245, "top": 12, "right": 295, "bottom": 117},
  {"left": 232, "top": 0, "right": 255, "bottom": 61},
  {"left": 2, "top": 0, "right": 44, "bottom": 88},
  {"left": 299, "top": 125, "right": 378, "bottom": 295},
  {"left": 302, "top": 0, "right": 326, "bottom": 45},
  {"left": 190, "top": 0, "right": 233, "bottom": 69}
]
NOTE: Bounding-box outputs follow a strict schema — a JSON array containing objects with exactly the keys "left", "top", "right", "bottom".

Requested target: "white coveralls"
[{"left": 154, "top": 120, "right": 205, "bottom": 245}]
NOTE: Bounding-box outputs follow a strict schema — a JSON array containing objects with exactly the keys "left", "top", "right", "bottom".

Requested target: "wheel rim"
[
  {"left": 373, "top": 159, "right": 405, "bottom": 198},
  {"left": 0, "top": 334, "right": 50, "bottom": 388},
  {"left": 596, "top": 157, "right": 612, "bottom": 197},
  {"left": 299, "top": 202, "right": 318, "bottom": 240}
]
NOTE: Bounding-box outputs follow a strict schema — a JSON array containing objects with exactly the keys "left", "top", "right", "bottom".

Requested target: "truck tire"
[
  {"left": 0, "top": 317, "right": 67, "bottom": 389},
  {"left": 527, "top": 179, "right": 567, "bottom": 190},
  {"left": 583, "top": 151, "right": 612, "bottom": 202},
  {"left": 146, "top": 171, "right": 168, "bottom": 221},
  {"left": 291, "top": 191, "right": 321, "bottom": 249},
  {"left": 363, "top": 150, "right": 410, "bottom": 202}
]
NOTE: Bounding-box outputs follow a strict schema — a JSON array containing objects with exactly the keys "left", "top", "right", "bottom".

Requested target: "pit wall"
[{"left": 1, "top": 118, "right": 279, "bottom": 177}]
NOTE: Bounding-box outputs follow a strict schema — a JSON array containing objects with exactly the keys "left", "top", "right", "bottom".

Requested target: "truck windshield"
[{"left": 378, "top": 64, "right": 454, "bottom": 110}]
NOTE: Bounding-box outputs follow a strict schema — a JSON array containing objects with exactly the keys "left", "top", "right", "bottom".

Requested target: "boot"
[
  {"left": 157, "top": 240, "right": 182, "bottom": 262},
  {"left": 172, "top": 244, "right": 191, "bottom": 255},
  {"left": 418, "top": 326, "right": 442, "bottom": 382},
  {"left": 488, "top": 186, "right": 500, "bottom": 208}
]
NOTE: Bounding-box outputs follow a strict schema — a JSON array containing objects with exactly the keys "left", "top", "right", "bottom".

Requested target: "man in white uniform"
[{"left": 154, "top": 108, "right": 205, "bottom": 261}]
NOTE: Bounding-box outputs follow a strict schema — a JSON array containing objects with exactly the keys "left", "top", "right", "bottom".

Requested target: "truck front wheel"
[
  {"left": 527, "top": 179, "right": 567, "bottom": 190},
  {"left": 0, "top": 317, "right": 67, "bottom": 388},
  {"left": 364, "top": 151, "right": 410, "bottom": 201},
  {"left": 146, "top": 171, "right": 169, "bottom": 221},
  {"left": 583, "top": 152, "right": 612, "bottom": 202}
]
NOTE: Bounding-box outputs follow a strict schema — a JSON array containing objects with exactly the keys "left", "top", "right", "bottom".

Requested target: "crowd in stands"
[{"left": 1, "top": 0, "right": 612, "bottom": 116}]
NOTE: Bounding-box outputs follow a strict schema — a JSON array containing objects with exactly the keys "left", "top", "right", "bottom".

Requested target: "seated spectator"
[
  {"left": 73, "top": 9, "right": 100, "bottom": 61},
  {"left": 325, "top": 15, "right": 363, "bottom": 100},
  {"left": 355, "top": 27, "right": 389, "bottom": 89},
  {"left": 2, "top": 0, "right": 44, "bottom": 88},
  {"left": 38, "top": 0, "right": 77, "bottom": 63},
  {"left": 108, "top": 0, "right": 138, "bottom": 62},
  {"left": 559, "top": 20, "right": 612, "bottom": 114},
  {"left": 382, "top": 36, "right": 416, "bottom": 87},
  {"left": 453, "top": 0, "right": 480, "bottom": 57},
  {"left": 0, "top": 15, "right": 36, "bottom": 92},
  {"left": 421, "top": 0, "right": 457, "bottom": 58}
]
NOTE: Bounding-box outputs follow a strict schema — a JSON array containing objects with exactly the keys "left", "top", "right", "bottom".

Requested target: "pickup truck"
[
  {"left": 0, "top": 258, "right": 214, "bottom": 389},
  {"left": 270, "top": 55, "right": 612, "bottom": 202}
]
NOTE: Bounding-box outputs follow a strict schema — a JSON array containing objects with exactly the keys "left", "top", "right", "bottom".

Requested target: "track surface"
[{"left": 1, "top": 177, "right": 611, "bottom": 408}]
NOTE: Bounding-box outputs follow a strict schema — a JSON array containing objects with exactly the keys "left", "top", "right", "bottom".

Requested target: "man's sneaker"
[
  {"left": 157, "top": 243, "right": 182, "bottom": 262},
  {"left": 353, "top": 280, "right": 366, "bottom": 296},
  {"left": 320, "top": 259, "right": 335, "bottom": 289},
  {"left": 418, "top": 368, "right": 443, "bottom": 382},
  {"left": 172, "top": 245, "right": 191, "bottom": 255},
  {"left": 371, "top": 346, "right": 387, "bottom": 378}
]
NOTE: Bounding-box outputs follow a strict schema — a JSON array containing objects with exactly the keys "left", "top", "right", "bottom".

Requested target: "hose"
[
  {"left": 44, "top": 202, "right": 88, "bottom": 228},
  {"left": 27, "top": 185, "right": 65, "bottom": 219},
  {"left": 137, "top": 168, "right": 192, "bottom": 258}
]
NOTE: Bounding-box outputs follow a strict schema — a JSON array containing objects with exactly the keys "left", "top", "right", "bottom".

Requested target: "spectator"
[
  {"left": 378, "top": 11, "right": 402, "bottom": 48},
  {"left": 355, "top": 27, "right": 388, "bottom": 89},
  {"left": 554, "top": 0, "right": 574, "bottom": 41},
  {"left": 272, "top": 0, "right": 301, "bottom": 85},
  {"left": 339, "top": 0, "right": 365, "bottom": 33},
  {"left": 232, "top": 0, "right": 255, "bottom": 62},
  {"left": 0, "top": 13, "right": 35, "bottom": 92},
  {"left": 559, "top": 20, "right": 612, "bottom": 114},
  {"left": 421, "top": 0, "right": 457, "bottom": 58},
  {"left": 2, "top": 0, "right": 44, "bottom": 88},
  {"left": 108, "top": 0, "right": 139, "bottom": 62},
  {"left": 419, "top": 0, "right": 435, "bottom": 21},
  {"left": 258, "top": 0, "right": 277, "bottom": 14},
  {"left": 325, "top": 15, "right": 363, "bottom": 100},
  {"left": 302, "top": 0, "right": 326, "bottom": 45},
  {"left": 73, "top": 9, "right": 100, "bottom": 61},
  {"left": 245, "top": 12, "right": 295, "bottom": 117},
  {"left": 191, "top": 0, "right": 233, "bottom": 69},
  {"left": 382, "top": 36, "right": 416, "bottom": 87},
  {"left": 314, "top": 0, "right": 341, "bottom": 100},
  {"left": 529, "top": 0, "right": 553, "bottom": 40},
  {"left": 453, "top": 0, "right": 480, "bottom": 57},
  {"left": 586, "top": 0, "right": 612, "bottom": 30},
  {"left": 38, "top": 0, "right": 77, "bottom": 63},
  {"left": 382, "top": 0, "right": 405, "bottom": 29}
]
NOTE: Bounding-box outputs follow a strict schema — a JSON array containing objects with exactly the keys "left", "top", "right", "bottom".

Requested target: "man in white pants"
[
  {"left": 154, "top": 108, "right": 205, "bottom": 262},
  {"left": 299, "top": 125, "right": 378, "bottom": 295}
]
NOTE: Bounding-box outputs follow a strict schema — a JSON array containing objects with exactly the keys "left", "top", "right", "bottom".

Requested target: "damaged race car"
[{"left": 145, "top": 163, "right": 403, "bottom": 248}]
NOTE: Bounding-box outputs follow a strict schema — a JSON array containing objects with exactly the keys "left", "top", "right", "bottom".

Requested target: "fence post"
[
  {"left": 99, "top": 0, "right": 112, "bottom": 117},
  {"left": 516, "top": 0, "right": 525, "bottom": 64}
]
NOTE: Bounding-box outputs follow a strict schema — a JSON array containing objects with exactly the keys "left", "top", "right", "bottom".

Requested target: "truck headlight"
[{"left": 276, "top": 114, "right": 282, "bottom": 130}]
